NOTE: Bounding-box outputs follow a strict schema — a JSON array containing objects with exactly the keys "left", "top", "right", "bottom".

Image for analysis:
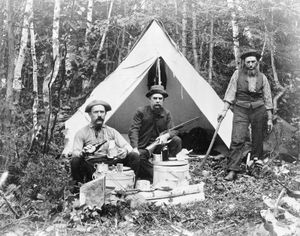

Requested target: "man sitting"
[
  {"left": 71, "top": 100, "right": 140, "bottom": 184},
  {"left": 128, "top": 85, "right": 182, "bottom": 181}
]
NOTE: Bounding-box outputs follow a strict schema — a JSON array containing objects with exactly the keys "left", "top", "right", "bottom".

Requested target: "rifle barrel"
[{"left": 170, "top": 116, "right": 200, "bottom": 131}]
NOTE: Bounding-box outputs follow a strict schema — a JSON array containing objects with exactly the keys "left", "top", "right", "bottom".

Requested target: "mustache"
[{"left": 96, "top": 117, "right": 104, "bottom": 122}]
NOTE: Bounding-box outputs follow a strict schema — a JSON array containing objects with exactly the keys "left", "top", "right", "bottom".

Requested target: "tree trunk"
[
  {"left": 84, "top": 0, "right": 93, "bottom": 51},
  {"left": 181, "top": 0, "right": 187, "bottom": 56},
  {"left": 13, "top": 0, "right": 32, "bottom": 103},
  {"left": 208, "top": 17, "right": 214, "bottom": 84},
  {"left": 5, "top": 0, "right": 15, "bottom": 106},
  {"left": 192, "top": 4, "right": 199, "bottom": 72},
  {"left": 173, "top": 0, "right": 179, "bottom": 42},
  {"left": 30, "top": 19, "right": 39, "bottom": 133},
  {"left": 269, "top": 39, "right": 282, "bottom": 89},
  {"left": 42, "top": 0, "right": 61, "bottom": 109},
  {"left": 118, "top": 0, "right": 126, "bottom": 65},
  {"left": 198, "top": 41, "right": 204, "bottom": 70},
  {"left": 92, "top": 0, "right": 114, "bottom": 78},
  {"left": 42, "top": 0, "right": 61, "bottom": 153},
  {"left": 268, "top": 9, "right": 282, "bottom": 90},
  {"left": 227, "top": 0, "right": 240, "bottom": 69}
]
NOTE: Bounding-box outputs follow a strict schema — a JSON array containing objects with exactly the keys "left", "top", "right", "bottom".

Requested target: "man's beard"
[
  {"left": 93, "top": 118, "right": 104, "bottom": 131},
  {"left": 245, "top": 66, "right": 259, "bottom": 77},
  {"left": 152, "top": 104, "right": 162, "bottom": 114}
]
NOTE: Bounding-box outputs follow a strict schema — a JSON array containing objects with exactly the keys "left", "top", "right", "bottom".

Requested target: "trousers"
[
  {"left": 227, "top": 105, "right": 267, "bottom": 171},
  {"left": 70, "top": 152, "right": 140, "bottom": 183}
]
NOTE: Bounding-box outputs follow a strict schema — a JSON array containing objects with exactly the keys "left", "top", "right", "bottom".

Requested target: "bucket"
[
  {"left": 106, "top": 168, "right": 135, "bottom": 190},
  {"left": 153, "top": 160, "right": 190, "bottom": 188}
]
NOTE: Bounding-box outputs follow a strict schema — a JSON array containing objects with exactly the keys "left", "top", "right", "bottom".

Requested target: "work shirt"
[
  {"left": 224, "top": 70, "right": 273, "bottom": 110},
  {"left": 128, "top": 105, "right": 177, "bottom": 149},
  {"left": 72, "top": 124, "right": 132, "bottom": 159}
]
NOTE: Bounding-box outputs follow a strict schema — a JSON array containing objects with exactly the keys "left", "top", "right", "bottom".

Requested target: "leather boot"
[{"left": 224, "top": 171, "right": 236, "bottom": 181}]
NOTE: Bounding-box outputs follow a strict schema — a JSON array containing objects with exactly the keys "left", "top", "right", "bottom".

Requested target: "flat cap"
[
  {"left": 85, "top": 100, "right": 112, "bottom": 113},
  {"left": 146, "top": 84, "right": 168, "bottom": 98},
  {"left": 240, "top": 50, "right": 261, "bottom": 60}
]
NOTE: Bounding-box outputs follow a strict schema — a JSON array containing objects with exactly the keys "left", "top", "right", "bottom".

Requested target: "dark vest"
[
  {"left": 235, "top": 70, "right": 264, "bottom": 108},
  {"left": 236, "top": 70, "right": 264, "bottom": 101}
]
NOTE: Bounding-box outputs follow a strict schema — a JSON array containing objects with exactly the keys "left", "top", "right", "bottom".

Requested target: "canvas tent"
[{"left": 63, "top": 19, "right": 233, "bottom": 154}]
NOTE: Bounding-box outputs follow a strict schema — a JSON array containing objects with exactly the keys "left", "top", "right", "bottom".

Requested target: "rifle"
[{"left": 146, "top": 116, "right": 200, "bottom": 155}]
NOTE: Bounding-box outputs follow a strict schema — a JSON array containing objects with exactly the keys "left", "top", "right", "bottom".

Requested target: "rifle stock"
[{"left": 145, "top": 116, "right": 200, "bottom": 155}]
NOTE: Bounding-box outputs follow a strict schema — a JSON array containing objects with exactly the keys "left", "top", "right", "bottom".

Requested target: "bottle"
[{"left": 161, "top": 146, "right": 169, "bottom": 161}]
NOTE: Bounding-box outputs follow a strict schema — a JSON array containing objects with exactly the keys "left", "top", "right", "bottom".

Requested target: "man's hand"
[
  {"left": 116, "top": 148, "right": 127, "bottom": 159},
  {"left": 267, "top": 119, "right": 273, "bottom": 133},
  {"left": 83, "top": 144, "right": 96, "bottom": 154},
  {"left": 157, "top": 133, "right": 170, "bottom": 144},
  {"left": 132, "top": 147, "right": 140, "bottom": 155},
  {"left": 217, "top": 110, "right": 227, "bottom": 123}
]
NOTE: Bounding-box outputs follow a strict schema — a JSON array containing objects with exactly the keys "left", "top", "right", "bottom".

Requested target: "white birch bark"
[
  {"left": 227, "top": 0, "right": 240, "bottom": 68},
  {"left": 84, "top": 0, "right": 94, "bottom": 50},
  {"left": 30, "top": 20, "right": 39, "bottom": 131},
  {"left": 208, "top": 17, "right": 214, "bottom": 84},
  {"left": 92, "top": 0, "right": 114, "bottom": 75},
  {"left": 5, "top": 0, "right": 15, "bottom": 105},
  {"left": 51, "top": 0, "right": 61, "bottom": 87},
  {"left": 181, "top": 0, "right": 187, "bottom": 56},
  {"left": 192, "top": 4, "right": 199, "bottom": 72},
  {"left": 173, "top": 0, "right": 179, "bottom": 35},
  {"left": 42, "top": 0, "right": 61, "bottom": 107},
  {"left": 13, "top": 0, "right": 32, "bottom": 92}
]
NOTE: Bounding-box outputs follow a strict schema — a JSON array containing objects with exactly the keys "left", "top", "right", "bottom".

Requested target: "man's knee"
[
  {"left": 127, "top": 152, "right": 140, "bottom": 165},
  {"left": 70, "top": 156, "right": 82, "bottom": 171},
  {"left": 170, "top": 135, "right": 182, "bottom": 151},
  {"left": 171, "top": 135, "right": 182, "bottom": 146}
]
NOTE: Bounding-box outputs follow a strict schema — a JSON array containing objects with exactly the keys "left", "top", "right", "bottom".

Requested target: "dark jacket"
[{"left": 128, "top": 105, "right": 177, "bottom": 149}]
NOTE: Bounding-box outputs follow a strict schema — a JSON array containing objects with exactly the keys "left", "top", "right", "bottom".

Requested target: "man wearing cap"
[
  {"left": 218, "top": 50, "right": 273, "bottom": 181},
  {"left": 128, "top": 85, "right": 182, "bottom": 181},
  {"left": 71, "top": 100, "right": 140, "bottom": 184}
]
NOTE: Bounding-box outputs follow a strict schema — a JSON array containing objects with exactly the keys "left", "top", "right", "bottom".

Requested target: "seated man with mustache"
[
  {"left": 128, "top": 85, "right": 182, "bottom": 182},
  {"left": 71, "top": 100, "right": 140, "bottom": 185}
]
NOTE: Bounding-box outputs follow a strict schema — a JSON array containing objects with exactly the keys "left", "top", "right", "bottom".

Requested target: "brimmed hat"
[
  {"left": 240, "top": 50, "right": 261, "bottom": 60},
  {"left": 146, "top": 85, "right": 168, "bottom": 98},
  {"left": 85, "top": 100, "right": 112, "bottom": 113}
]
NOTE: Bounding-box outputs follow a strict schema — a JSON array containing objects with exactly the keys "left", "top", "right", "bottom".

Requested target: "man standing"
[
  {"left": 128, "top": 85, "right": 182, "bottom": 181},
  {"left": 218, "top": 51, "right": 273, "bottom": 181},
  {"left": 71, "top": 100, "right": 140, "bottom": 184}
]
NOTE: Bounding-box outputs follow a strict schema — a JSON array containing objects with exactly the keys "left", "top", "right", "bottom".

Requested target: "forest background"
[{"left": 0, "top": 0, "right": 299, "bottom": 233}]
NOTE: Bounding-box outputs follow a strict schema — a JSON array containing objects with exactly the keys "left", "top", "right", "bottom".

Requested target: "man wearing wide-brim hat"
[
  {"left": 71, "top": 100, "right": 140, "bottom": 186},
  {"left": 217, "top": 50, "right": 273, "bottom": 181},
  {"left": 128, "top": 84, "right": 182, "bottom": 182}
]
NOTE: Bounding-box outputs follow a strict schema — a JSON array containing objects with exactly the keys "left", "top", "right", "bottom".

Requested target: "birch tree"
[
  {"left": 84, "top": 0, "right": 94, "bottom": 51},
  {"left": 42, "top": 0, "right": 61, "bottom": 110},
  {"left": 90, "top": 0, "right": 114, "bottom": 84},
  {"left": 192, "top": 4, "right": 199, "bottom": 72},
  {"left": 181, "top": 0, "right": 187, "bottom": 56},
  {"left": 42, "top": 0, "right": 61, "bottom": 152},
  {"left": 208, "top": 17, "right": 214, "bottom": 84},
  {"left": 13, "top": 0, "right": 32, "bottom": 103},
  {"left": 5, "top": 0, "right": 15, "bottom": 105},
  {"left": 227, "top": 0, "right": 240, "bottom": 68},
  {"left": 118, "top": 0, "right": 126, "bottom": 65},
  {"left": 29, "top": 5, "right": 39, "bottom": 142}
]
